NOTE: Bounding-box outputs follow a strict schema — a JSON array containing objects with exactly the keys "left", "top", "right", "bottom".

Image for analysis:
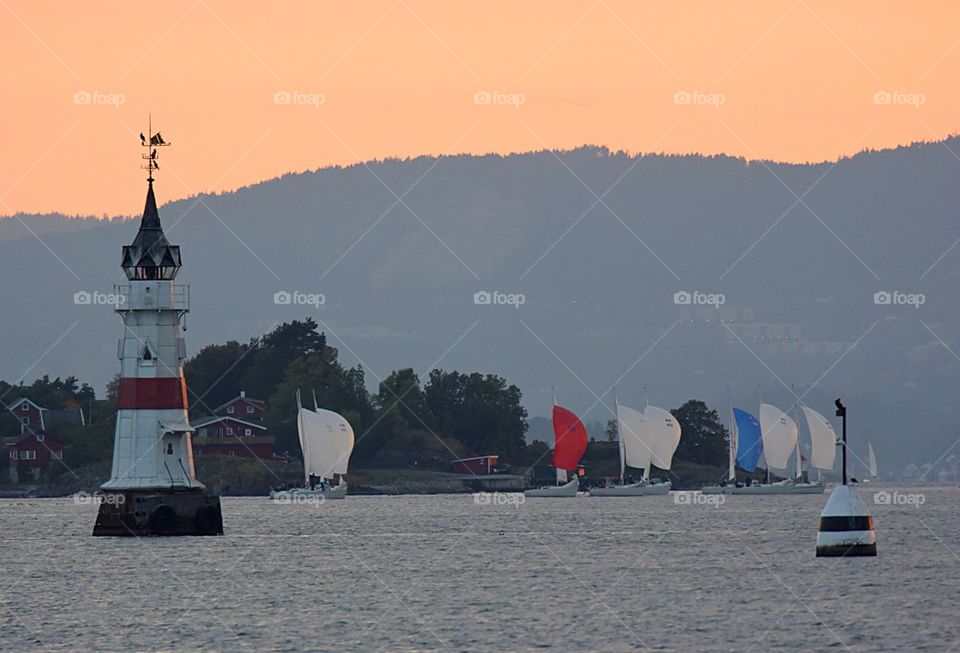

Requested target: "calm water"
[{"left": 1, "top": 485, "right": 957, "bottom": 652}]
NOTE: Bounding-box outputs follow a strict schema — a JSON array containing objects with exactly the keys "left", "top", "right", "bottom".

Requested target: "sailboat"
[
  {"left": 524, "top": 402, "right": 588, "bottom": 497},
  {"left": 737, "top": 403, "right": 828, "bottom": 494},
  {"left": 704, "top": 403, "right": 827, "bottom": 495},
  {"left": 270, "top": 390, "right": 355, "bottom": 501},
  {"left": 703, "top": 407, "right": 759, "bottom": 494},
  {"left": 590, "top": 399, "right": 677, "bottom": 496},
  {"left": 800, "top": 405, "right": 837, "bottom": 487}
]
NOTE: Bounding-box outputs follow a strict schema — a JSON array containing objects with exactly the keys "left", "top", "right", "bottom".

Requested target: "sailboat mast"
[
  {"left": 759, "top": 385, "right": 769, "bottom": 484},
  {"left": 726, "top": 385, "right": 735, "bottom": 482},
  {"left": 552, "top": 389, "right": 564, "bottom": 486},
  {"left": 614, "top": 388, "right": 624, "bottom": 484},
  {"left": 297, "top": 389, "right": 309, "bottom": 487},
  {"left": 793, "top": 397, "right": 802, "bottom": 481}
]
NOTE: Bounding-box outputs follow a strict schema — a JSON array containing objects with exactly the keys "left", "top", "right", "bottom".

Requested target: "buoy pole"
[
  {"left": 839, "top": 401, "right": 847, "bottom": 486},
  {"left": 816, "top": 398, "right": 876, "bottom": 556}
]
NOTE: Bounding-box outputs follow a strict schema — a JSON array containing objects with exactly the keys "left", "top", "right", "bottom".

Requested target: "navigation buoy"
[
  {"left": 816, "top": 399, "right": 876, "bottom": 557},
  {"left": 816, "top": 484, "right": 877, "bottom": 556}
]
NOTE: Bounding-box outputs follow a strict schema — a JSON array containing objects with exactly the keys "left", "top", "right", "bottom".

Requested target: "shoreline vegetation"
[
  {"left": 1, "top": 319, "right": 741, "bottom": 497},
  {"left": 0, "top": 459, "right": 735, "bottom": 498}
]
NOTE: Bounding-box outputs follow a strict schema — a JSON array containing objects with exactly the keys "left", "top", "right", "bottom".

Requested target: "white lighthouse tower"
[{"left": 94, "top": 123, "right": 222, "bottom": 536}]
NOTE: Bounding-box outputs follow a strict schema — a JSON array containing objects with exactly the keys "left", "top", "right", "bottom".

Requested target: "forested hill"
[{"left": 2, "top": 140, "right": 960, "bottom": 469}]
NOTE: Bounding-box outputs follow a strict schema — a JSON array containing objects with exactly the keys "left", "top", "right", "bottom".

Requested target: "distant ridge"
[{"left": 2, "top": 135, "right": 959, "bottom": 470}]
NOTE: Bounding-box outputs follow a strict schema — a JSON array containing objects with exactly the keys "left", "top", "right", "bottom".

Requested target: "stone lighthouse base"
[{"left": 93, "top": 488, "right": 223, "bottom": 536}]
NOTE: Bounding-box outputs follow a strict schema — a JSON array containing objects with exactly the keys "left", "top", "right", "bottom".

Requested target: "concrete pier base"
[{"left": 93, "top": 488, "right": 223, "bottom": 536}]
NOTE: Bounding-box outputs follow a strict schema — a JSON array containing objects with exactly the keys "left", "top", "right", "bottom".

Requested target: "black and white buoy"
[{"left": 816, "top": 399, "right": 876, "bottom": 556}]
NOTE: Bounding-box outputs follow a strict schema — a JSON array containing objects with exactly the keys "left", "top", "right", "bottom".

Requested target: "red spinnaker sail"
[{"left": 552, "top": 404, "right": 588, "bottom": 471}]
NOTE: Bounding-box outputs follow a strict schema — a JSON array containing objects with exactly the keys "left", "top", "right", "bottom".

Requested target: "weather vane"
[{"left": 139, "top": 115, "right": 171, "bottom": 182}]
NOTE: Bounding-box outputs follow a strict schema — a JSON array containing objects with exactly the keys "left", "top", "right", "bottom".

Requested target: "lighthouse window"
[
  {"left": 166, "top": 443, "right": 173, "bottom": 455},
  {"left": 139, "top": 344, "right": 156, "bottom": 366}
]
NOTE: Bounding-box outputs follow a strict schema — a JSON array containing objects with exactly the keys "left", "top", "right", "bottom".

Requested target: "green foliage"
[
  {"left": 671, "top": 400, "right": 728, "bottom": 466},
  {"left": 604, "top": 418, "right": 618, "bottom": 443},
  {"left": 184, "top": 322, "right": 530, "bottom": 468},
  {"left": 421, "top": 370, "right": 528, "bottom": 462}
]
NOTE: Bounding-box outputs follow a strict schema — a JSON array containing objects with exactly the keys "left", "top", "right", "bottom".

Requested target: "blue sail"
[{"left": 734, "top": 408, "right": 763, "bottom": 472}]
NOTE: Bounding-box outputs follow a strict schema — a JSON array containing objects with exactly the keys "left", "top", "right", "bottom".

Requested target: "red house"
[
  {"left": 7, "top": 431, "right": 65, "bottom": 482},
  {"left": 192, "top": 391, "right": 274, "bottom": 458}
]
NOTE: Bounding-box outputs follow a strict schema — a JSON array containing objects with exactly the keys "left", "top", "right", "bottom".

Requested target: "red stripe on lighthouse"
[{"left": 117, "top": 377, "right": 188, "bottom": 409}]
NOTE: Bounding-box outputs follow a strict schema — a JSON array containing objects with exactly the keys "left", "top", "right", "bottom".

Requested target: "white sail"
[
  {"left": 616, "top": 404, "right": 651, "bottom": 471},
  {"left": 801, "top": 406, "right": 837, "bottom": 471},
  {"left": 324, "top": 409, "right": 355, "bottom": 475},
  {"left": 299, "top": 408, "right": 340, "bottom": 479},
  {"left": 316, "top": 408, "right": 354, "bottom": 477},
  {"left": 759, "top": 403, "right": 799, "bottom": 470},
  {"left": 868, "top": 443, "right": 878, "bottom": 478},
  {"left": 645, "top": 405, "right": 682, "bottom": 470}
]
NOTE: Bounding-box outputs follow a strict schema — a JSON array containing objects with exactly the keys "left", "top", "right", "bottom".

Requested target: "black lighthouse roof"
[{"left": 121, "top": 125, "right": 181, "bottom": 281}]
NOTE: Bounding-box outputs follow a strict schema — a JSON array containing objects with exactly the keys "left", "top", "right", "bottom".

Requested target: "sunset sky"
[{"left": 2, "top": 1, "right": 959, "bottom": 216}]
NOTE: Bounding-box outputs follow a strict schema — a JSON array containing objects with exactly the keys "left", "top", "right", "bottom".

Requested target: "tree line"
[{"left": 1, "top": 319, "right": 733, "bottom": 479}]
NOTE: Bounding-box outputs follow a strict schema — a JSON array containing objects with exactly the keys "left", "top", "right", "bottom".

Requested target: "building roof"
[
  {"left": 192, "top": 415, "right": 267, "bottom": 430},
  {"left": 4, "top": 398, "right": 85, "bottom": 428},
  {"left": 211, "top": 393, "right": 265, "bottom": 414},
  {"left": 121, "top": 181, "right": 182, "bottom": 280},
  {"left": 43, "top": 408, "right": 85, "bottom": 427},
  {"left": 6, "top": 397, "right": 45, "bottom": 412}
]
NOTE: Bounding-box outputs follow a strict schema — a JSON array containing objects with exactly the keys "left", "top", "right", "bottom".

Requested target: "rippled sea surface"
[{"left": 1, "top": 485, "right": 958, "bottom": 652}]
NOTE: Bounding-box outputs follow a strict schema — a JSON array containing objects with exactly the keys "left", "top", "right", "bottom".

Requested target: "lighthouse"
[{"left": 93, "top": 124, "right": 223, "bottom": 536}]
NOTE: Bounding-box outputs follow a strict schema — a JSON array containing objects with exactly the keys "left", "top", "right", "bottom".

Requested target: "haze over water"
[{"left": 2, "top": 488, "right": 957, "bottom": 652}]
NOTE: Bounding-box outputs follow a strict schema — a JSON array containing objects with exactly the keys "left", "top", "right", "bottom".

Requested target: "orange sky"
[{"left": 1, "top": 1, "right": 959, "bottom": 216}]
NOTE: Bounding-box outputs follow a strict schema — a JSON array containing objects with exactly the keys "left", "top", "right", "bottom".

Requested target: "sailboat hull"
[
  {"left": 269, "top": 481, "right": 347, "bottom": 502},
  {"left": 730, "top": 480, "right": 826, "bottom": 495},
  {"left": 524, "top": 477, "right": 579, "bottom": 497},
  {"left": 700, "top": 484, "right": 733, "bottom": 495},
  {"left": 589, "top": 481, "right": 671, "bottom": 496}
]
